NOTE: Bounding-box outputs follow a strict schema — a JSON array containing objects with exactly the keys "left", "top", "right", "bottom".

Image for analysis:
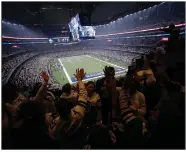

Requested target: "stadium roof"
[
  {"left": 2, "top": 2, "right": 161, "bottom": 26},
  {"left": 2, "top": 2, "right": 161, "bottom": 37},
  {"left": 2, "top": 2, "right": 101, "bottom": 25}
]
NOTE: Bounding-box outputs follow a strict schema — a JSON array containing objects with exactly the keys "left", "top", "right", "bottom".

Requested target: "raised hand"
[
  {"left": 74, "top": 68, "right": 86, "bottom": 81},
  {"left": 80, "top": 68, "right": 86, "bottom": 79},
  {"left": 41, "top": 71, "right": 49, "bottom": 82}
]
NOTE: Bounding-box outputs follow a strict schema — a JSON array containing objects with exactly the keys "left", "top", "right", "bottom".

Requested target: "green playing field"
[{"left": 50, "top": 55, "right": 127, "bottom": 85}]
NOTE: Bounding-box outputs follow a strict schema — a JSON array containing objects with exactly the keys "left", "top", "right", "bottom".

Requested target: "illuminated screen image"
[
  {"left": 81, "top": 26, "right": 95, "bottom": 37},
  {"left": 68, "top": 14, "right": 96, "bottom": 40},
  {"left": 69, "top": 18, "right": 78, "bottom": 31},
  {"left": 49, "top": 38, "right": 53, "bottom": 44},
  {"left": 68, "top": 14, "right": 81, "bottom": 41}
]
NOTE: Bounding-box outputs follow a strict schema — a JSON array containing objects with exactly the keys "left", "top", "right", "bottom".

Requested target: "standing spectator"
[
  {"left": 123, "top": 76, "right": 146, "bottom": 118},
  {"left": 60, "top": 83, "right": 78, "bottom": 104},
  {"left": 85, "top": 81, "right": 101, "bottom": 126},
  {"left": 96, "top": 66, "right": 120, "bottom": 125},
  {"left": 119, "top": 77, "right": 148, "bottom": 148}
]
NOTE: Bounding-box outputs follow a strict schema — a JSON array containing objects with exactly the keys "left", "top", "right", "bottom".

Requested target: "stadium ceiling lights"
[
  {"left": 3, "top": 20, "right": 21, "bottom": 26},
  {"left": 96, "top": 23, "right": 185, "bottom": 37}
]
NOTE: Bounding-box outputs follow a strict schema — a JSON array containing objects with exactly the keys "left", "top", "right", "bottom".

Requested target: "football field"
[{"left": 50, "top": 55, "right": 127, "bottom": 85}]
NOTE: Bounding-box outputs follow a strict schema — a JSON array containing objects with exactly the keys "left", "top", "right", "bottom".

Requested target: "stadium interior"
[{"left": 2, "top": 2, "right": 185, "bottom": 149}]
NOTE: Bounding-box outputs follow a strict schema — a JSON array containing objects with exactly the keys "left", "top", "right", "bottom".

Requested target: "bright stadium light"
[
  {"left": 95, "top": 23, "right": 185, "bottom": 37},
  {"left": 49, "top": 38, "right": 53, "bottom": 44}
]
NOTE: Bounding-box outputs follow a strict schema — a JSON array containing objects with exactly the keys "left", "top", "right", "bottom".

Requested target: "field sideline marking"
[
  {"left": 58, "top": 58, "right": 72, "bottom": 84},
  {"left": 71, "top": 70, "right": 126, "bottom": 84},
  {"left": 71, "top": 55, "right": 126, "bottom": 84},
  {"left": 86, "top": 55, "right": 126, "bottom": 69}
]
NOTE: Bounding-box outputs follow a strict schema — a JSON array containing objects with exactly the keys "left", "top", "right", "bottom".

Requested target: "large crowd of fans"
[
  {"left": 2, "top": 23, "right": 185, "bottom": 149},
  {"left": 3, "top": 45, "right": 146, "bottom": 87},
  {"left": 2, "top": 4, "right": 185, "bottom": 147},
  {"left": 2, "top": 52, "right": 39, "bottom": 83}
]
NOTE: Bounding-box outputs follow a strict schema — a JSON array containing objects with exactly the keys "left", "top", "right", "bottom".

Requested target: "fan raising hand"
[{"left": 74, "top": 68, "right": 86, "bottom": 81}]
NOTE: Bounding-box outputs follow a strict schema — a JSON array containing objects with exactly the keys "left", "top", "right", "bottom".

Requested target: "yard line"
[
  {"left": 86, "top": 55, "right": 125, "bottom": 69},
  {"left": 58, "top": 58, "right": 72, "bottom": 84},
  {"left": 68, "top": 60, "right": 77, "bottom": 68}
]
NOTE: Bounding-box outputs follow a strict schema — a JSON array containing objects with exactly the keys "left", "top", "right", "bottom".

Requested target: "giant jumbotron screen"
[{"left": 68, "top": 14, "right": 95, "bottom": 41}]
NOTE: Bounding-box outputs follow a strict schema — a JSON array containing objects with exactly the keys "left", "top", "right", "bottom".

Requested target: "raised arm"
[
  {"left": 34, "top": 72, "right": 49, "bottom": 102},
  {"left": 70, "top": 68, "right": 88, "bottom": 123}
]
